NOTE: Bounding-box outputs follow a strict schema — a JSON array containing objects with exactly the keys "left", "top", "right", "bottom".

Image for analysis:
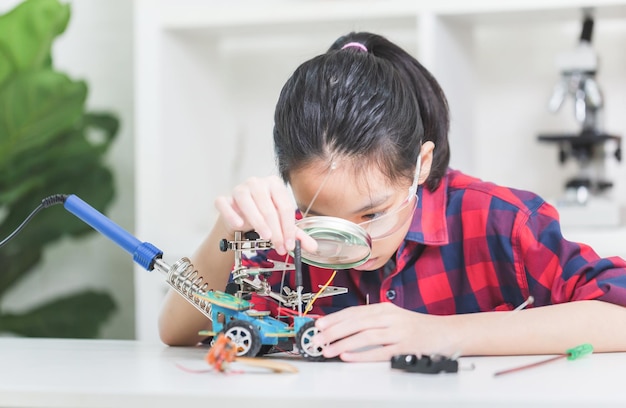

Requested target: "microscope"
[{"left": 538, "top": 10, "right": 622, "bottom": 224}]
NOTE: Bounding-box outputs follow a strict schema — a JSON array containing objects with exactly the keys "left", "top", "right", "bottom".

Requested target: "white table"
[{"left": 0, "top": 338, "right": 623, "bottom": 408}]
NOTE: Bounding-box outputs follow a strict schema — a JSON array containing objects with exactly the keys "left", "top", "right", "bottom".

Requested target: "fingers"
[
  {"left": 215, "top": 176, "right": 308, "bottom": 255},
  {"left": 340, "top": 345, "right": 393, "bottom": 362},
  {"left": 235, "top": 177, "right": 282, "bottom": 242},
  {"left": 214, "top": 195, "right": 245, "bottom": 231},
  {"left": 320, "top": 328, "right": 392, "bottom": 362},
  {"left": 296, "top": 228, "right": 319, "bottom": 254},
  {"left": 314, "top": 303, "right": 419, "bottom": 362},
  {"left": 314, "top": 304, "right": 390, "bottom": 357},
  {"left": 268, "top": 176, "right": 297, "bottom": 253},
  {"left": 316, "top": 303, "right": 392, "bottom": 334}
]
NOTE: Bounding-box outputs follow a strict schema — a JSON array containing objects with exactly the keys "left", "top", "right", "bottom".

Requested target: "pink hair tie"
[{"left": 341, "top": 42, "right": 368, "bottom": 52}]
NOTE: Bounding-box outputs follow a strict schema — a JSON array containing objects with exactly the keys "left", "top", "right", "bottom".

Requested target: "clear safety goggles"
[
  {"left": 357, "top": 191, "right": 418, "bottom": 241},
  {"left": 295, "top": 154, "right": 420, "bottom": 269}
]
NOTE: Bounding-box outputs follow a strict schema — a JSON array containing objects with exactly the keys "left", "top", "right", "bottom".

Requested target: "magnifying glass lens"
[{"left": 295, "top": 216, "right": 372, "bottom": 269}]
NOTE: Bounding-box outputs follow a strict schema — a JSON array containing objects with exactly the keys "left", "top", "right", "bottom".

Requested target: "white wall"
[{"left": 0, "top": 0, "right": 135, "bottom": 339}]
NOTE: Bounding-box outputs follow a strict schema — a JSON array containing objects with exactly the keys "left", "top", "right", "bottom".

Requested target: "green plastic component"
[
  {"left": 196, "top": 290, "right": 252, "bottom": 311},
  {"left": 566, "top": 343, "right": 593, "bottom": 360}
]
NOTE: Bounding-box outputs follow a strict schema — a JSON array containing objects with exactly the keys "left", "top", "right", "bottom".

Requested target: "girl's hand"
[
  {"left": 313, "top": 303, "right": 457, "bottom": 362},
  {"left": 214, "top": 175, "right": 317, "bottom": 255}
]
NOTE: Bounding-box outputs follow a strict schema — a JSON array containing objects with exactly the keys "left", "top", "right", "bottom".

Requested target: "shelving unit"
[{"left": 134, "top": 0, "right": 626, "bottom": 341}]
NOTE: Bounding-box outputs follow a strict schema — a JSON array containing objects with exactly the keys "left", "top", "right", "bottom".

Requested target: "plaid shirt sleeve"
[
  {"left": 518, "top": 197, "right": 626, "bottom": 306},
  {"left": 436, "top": 170, "right": 626, "bottom": 312}
]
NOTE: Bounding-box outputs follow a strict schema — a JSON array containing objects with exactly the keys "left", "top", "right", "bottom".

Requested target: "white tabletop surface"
[{"left": 0, "top": 337, "right": 623, "bottom": 408}]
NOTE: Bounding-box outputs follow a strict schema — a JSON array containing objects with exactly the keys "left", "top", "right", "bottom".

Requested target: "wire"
[
  {"left": 303, "top": 270, "right": 337, "bottom": 315},
  {"left": 0, "top": 194, "right": 68, "bottom": 248},
  {"left": 493, "top": 343, "right": 593, "bottom": 377},
  {"left": 302, "top": 161, "right": 337, "bottom": 218}
]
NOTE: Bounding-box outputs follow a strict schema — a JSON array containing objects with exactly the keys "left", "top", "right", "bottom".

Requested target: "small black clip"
[{"left": 391, "top": 354, "right": 458, "bottom": 374}]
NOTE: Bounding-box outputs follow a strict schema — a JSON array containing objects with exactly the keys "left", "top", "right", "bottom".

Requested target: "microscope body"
[{"left": 538, "top": 13, "right": 621, "bottom": 208}]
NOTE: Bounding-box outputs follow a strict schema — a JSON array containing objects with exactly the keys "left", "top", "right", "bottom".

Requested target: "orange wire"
[{"left": 303, "top": 270, "right": 336, "bottom": 315}]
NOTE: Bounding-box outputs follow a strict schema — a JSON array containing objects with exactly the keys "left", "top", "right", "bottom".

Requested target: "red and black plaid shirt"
[{"left": 249, "top": 169, "right": 626, "bottom": 316}]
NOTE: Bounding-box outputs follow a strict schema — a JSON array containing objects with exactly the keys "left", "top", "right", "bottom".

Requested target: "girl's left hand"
[{"left": 313, "top": 303, "right": 455, "bottom": 362}]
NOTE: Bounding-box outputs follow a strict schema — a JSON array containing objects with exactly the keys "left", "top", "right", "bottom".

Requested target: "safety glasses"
[
  {"left": 295, "top": 154, "right": 420, "bottom": 269},
  {"left": 357, "top": 193, "right": 418, "bottom": 241}
]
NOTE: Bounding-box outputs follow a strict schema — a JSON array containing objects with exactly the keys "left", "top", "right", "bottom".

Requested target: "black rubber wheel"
[
  {"left": 296, "top": 320, "right": 326, "bottom": 361},
  {"left": 223, "top": 319, "right": 261, "bottom": 357}
]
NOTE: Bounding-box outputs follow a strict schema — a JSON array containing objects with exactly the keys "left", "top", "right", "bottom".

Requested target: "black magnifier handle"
[{"left": 294, "top": 240, "right": 303, "bottom": 288}]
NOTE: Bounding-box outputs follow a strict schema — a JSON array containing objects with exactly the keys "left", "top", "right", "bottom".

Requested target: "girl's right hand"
[{"left": 214, "top": 175, "right": 317, "bottom": 255}]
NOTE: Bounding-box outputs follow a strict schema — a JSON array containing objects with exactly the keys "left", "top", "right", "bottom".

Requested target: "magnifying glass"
[
  {"left": 295, "top": 216, "right": 372, "bottom": 269},
  {"left": 289, "top": 153, "right": 420, "bottom": 270}
]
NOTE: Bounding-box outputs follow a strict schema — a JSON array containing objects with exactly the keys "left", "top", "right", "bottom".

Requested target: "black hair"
[{"left": 273, "top": 32, "right": 450, "bottom": 191}]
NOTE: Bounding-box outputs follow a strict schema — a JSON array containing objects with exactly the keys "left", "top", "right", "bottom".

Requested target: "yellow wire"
[{"left": 303, "top": 270, "right": 337, "bottom": 315}]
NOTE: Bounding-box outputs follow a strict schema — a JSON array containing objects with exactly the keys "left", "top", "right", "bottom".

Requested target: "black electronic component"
[{"left": 391, "top": 354, "right": 459, "bottom": 374}]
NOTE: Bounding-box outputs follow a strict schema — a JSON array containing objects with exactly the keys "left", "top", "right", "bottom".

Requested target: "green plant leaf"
[
  {"left": 0, "top": 0, "right": 70, "bottom": 84},
  {"left": 84, "top": 112, "right": 120, "bottom": 142},
  {"left": 0, "top": 290, "right": 116, "bottom": 338},
  {"left": 0, "top": 245, "right": 42, "bottom": 299},
  {"left": 0, "top": 112, "right": 118, "bottom": 205},
  {"left": 0, "top": 70, "right": 87, "bottom": 169}
]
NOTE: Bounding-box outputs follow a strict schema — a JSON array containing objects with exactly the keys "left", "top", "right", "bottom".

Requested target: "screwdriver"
[{"left": 494, "top": 343, "right": 593, "bottom": 377}]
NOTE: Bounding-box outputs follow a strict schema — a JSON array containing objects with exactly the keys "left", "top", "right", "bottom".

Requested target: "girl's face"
[{"left": 290, "top": 159, "right": 416, "bottom": 271}]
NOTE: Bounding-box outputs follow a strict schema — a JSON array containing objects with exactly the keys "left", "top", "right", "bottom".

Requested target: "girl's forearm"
[
  {"left": 449, "top": 300, "right": 626, "bottom": 356},
  {"left": 158, "top": 216, "right": 235, "bottom": 346}
]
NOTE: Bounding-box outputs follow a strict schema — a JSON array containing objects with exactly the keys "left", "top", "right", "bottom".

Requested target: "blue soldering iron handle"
[{"left": 63, "top": 194, "right": 163, "bottom": 271}]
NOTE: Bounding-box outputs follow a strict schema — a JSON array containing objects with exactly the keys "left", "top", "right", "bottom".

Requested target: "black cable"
[{"left": 0, "top": 194, "right": 69, "bottom": 248}]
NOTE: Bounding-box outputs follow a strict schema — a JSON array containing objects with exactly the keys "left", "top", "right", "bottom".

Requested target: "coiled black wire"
[{"left": 0, "top": 194, "right": 69, "bottom": 248}]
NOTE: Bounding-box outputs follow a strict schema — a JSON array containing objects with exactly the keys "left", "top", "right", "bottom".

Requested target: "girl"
[{"left": 159, "top": 32, "right": 626, "bottom": 361}]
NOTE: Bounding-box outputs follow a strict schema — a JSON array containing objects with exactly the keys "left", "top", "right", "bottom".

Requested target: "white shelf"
[
  {"left": 155, "top": 0, "right": 626, "bottom": 28},
  {"left": 134, "top": 0, "right": 626, "bottom": 341}
]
